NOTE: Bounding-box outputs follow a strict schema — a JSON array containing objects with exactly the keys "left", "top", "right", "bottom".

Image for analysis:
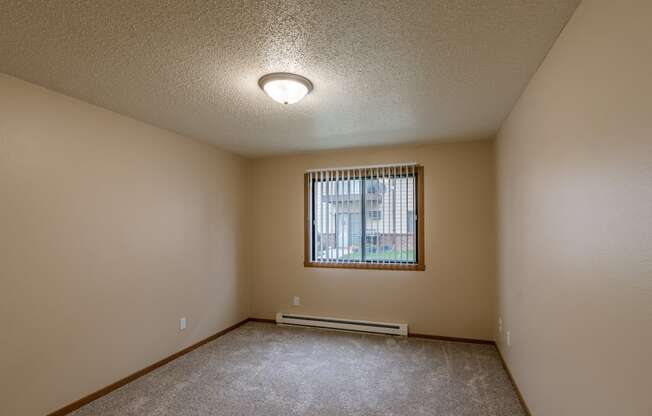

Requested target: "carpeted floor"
[{"left": 70, "top": 321, "right": 526, "bottom": 415}]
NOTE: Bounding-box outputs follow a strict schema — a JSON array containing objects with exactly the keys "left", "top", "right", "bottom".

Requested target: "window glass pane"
[
  {"left": 365, "top": 178, "right": 381, "bottom": 259},
  {"left": 361, "top": 173, "right": 417, "bottom": 263},
  {"left": 314, "top": 177, "right": 361, "bottom": 262},
  {"left": 311, "top": 167, "right": 417, "bottom": 265},
  {"left": 314, "top": 180, "right": 324, "bottom": 260},
  {"left": 386, "top": 174, "right": 416, "bottom": 263},
  {"left": 395, "top": 175, "right": 415, "bottom": 262}
]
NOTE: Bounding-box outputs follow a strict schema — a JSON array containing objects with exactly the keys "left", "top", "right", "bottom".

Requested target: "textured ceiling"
[{"left": 0, "top": 1, "right": 579, "bottom": 157}]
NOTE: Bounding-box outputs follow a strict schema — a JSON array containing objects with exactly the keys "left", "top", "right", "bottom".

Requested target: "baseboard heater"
[{"left": 276, "top": 312, "right": 408, "bottom": 336}]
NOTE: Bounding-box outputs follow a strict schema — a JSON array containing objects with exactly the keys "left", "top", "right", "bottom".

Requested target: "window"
[{"left": 304, "top": 164, "right": 424, "bottom": 271}]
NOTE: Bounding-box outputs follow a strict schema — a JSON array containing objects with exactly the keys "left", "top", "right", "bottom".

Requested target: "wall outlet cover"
[{"left": 180, "top": 317, "right": 187, "bottom": 330}]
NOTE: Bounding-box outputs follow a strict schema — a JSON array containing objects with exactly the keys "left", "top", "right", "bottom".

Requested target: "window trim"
[{"left": 303, "top": 166, "right": 425, "bottom": 271}]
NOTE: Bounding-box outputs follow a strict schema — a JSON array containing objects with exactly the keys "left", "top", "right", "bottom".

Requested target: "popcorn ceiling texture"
[{"left": 0, "top": 0, "right": 579, "bottom": 157}]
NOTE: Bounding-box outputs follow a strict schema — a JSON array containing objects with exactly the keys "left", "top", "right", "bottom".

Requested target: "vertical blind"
[{"left": 307, "top": 163, "right": 418, "bottom": 264}]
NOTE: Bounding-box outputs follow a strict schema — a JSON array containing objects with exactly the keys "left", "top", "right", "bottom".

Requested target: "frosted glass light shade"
[{"left": 258, "top": 73, "right": 313, "bottom": 105}]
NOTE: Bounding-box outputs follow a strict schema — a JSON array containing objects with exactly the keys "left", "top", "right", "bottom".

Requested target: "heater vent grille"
[{"left": 276, "top": 313, "right": 408, "bottom": 336}]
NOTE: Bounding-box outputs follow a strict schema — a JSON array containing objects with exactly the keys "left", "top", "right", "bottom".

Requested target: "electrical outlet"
[
  {"left": 293, "top": 296, "right": 300, "bottom": 306},
  {"left": 506, "top": 331, "right": 511, "bottom": 346},
  {"left": 179, "top": 317, "right": 187, "bottom": 330},
  {"left": 498, "top": 317, "right": 503, "bottom": 333}
]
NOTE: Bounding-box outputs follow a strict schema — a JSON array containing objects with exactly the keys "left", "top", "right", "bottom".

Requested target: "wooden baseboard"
[
  {"left": 409, "top": 332, "right": 495, "bottom": 345},
  {"left": 494, "top": 345, "right": 532, "bottom": 416},
  {"left": 247, "top": 317, "right": 276, "bottom": 324},
  {"left": 251, "top": 317, "right": 495, "bottom": 345},
  {"left": 47, "top": 318, "right": 250, "bottom": 416}
]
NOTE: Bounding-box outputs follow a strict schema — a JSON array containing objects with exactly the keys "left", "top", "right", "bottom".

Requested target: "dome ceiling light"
[{"left": 258, "top": 72, "right": 313, "bottom": 105}]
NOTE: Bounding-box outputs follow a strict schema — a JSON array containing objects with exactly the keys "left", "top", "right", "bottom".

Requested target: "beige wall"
[
  {"left": 6, "top": 1, "right": 651, "bottom": 413},
  {"left": 249, "top": 141, "right": 496, "bottom": 339},
  {"left": 495, "top": 1, "right": 652, "bottom": 415},
  {"left": 0, "top": 74, "right": 251, "bottom": 416}
]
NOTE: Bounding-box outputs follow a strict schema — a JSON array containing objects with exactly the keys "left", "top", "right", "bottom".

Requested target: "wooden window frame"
[{"left": 304, "top": 166, "right": 425, "bottom": 271}]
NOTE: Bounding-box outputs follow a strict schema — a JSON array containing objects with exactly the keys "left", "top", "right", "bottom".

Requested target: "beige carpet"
[{"left": 70, "top": 321, "right": 526, "bottom": 415}]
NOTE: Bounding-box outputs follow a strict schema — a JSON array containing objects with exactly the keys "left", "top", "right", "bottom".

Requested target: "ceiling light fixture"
[{"left": 258, "top": 72, "right": 313, "bottom": 105}]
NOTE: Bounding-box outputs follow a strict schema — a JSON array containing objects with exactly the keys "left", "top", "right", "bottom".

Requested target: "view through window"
[{"left": 305, "top": 164, "right": 423, "bottom": 270}]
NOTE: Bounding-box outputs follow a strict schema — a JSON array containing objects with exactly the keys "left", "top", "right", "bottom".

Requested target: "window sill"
[{"left": 304, "top": 261, "right": 425, "bottom": 271}]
